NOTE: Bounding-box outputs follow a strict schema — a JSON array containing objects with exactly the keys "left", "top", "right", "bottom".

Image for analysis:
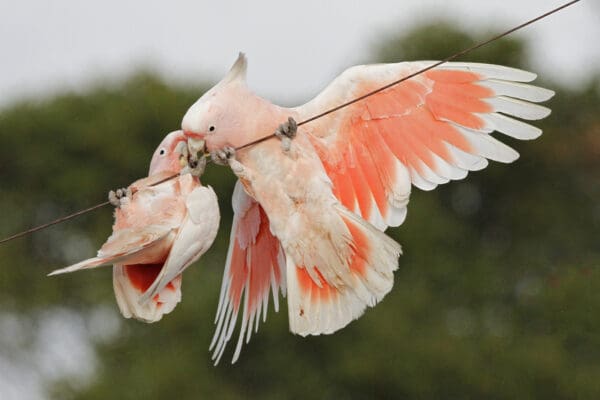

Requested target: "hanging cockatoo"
[
  {"left": 49, "top": 130, "right": 220, "bottom": 323},
  {"left": 181, "top": 54, "right": 554, "bottom": 363}
]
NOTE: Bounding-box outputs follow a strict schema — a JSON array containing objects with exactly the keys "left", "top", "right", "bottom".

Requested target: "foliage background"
[{"left": 1, "top": 21, "right": 599, "bottom": 399}]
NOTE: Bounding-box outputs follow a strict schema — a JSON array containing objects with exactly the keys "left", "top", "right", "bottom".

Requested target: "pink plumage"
[
  {"left": 50, "top": 131, "right": 220, "bottom": 322},
  {"left": 182, "top": 54, "right": 553, "bottom": 363}
]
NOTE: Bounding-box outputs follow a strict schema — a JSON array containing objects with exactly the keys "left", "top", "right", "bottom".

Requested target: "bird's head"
[
  {"left": 148, "top": 130, "right": 188, "bottom": 176},
  {"left": 182, "top": 53, "right": 250, "bottom": 151}
]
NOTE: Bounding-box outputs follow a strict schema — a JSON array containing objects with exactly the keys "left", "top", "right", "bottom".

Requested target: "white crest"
[{"left": 220, "top": 52, "right": 247, "bottom": 85}]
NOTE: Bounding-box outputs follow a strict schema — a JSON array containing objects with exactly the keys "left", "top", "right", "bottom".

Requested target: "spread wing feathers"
[
  {"left": 210, "top": 181, "right": 286, "bottom": 365},
  {"left": 296, "top": 61, "right": 554, "bottom": 230},
  {"left": 113, "top": 265, "right": 183, "bottom": 323},
  {"left": 287, "top": 205, "right": 401, "bottom": 336},
  {"left": 47, "top": 225, "right": 176, "bottom": 276},
  {"left": 140, "top": 185, "right": 220, "bottom": 304}
]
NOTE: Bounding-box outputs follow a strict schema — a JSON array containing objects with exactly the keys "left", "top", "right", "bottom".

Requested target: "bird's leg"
[
  {"left": 211, "top": 146, "right": 253, "bottom": 181},
  {"left": 210, "top": 146, "right": 236, "bottom": 166},
  {"left": 108, "top": 187, "right": 132, "bottom": 208},
  {"left": 274, "top": 117, "right": 298, "bottom": 152}
]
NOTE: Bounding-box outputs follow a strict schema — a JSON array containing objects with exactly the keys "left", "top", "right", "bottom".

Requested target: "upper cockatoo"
[
  {"left": 181, "top": 54, "right": 554, "bottom": 363},
  {"left": 49, "top": 130, "right": 220, "bottom": 323}
]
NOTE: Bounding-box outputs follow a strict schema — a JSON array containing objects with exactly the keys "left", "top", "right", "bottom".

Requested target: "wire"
[
  {"left": 0, "top": 173, "right": 179, "bottom": 245},
  {"left": 0, "top": 0, "right": 580, "bottom": 246},
  {"left": 236, "top": 0, "right": 581, "bottom": 151},
  {"left": 0, "top": 201, "right": 111, "bottom": 245}
]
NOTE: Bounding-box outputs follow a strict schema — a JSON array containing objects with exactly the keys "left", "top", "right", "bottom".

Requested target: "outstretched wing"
[
  {"left": 295, "top": 61, "right": 554, "bottom": 230},
  {"left": 210, "top": 180, "right": 286, "bottom": 364},
  {"left": 140, "top": 185, "right": 220, "bottom": 303}
]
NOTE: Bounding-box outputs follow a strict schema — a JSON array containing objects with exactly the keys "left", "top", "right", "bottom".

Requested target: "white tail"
[
  {"left": 48, "top": 256, "right": 110, "bottom": 276},
  {"left": 287, "top": 205, "right": 401, "bottom": 336}
]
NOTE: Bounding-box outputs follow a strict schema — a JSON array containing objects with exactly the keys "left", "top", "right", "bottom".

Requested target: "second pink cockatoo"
[
  {"left": 49, "top": 130, "right": 220, "bottom": 322},
  {"left": 181, "top": 54, "right": 554, "bottom": 363}
]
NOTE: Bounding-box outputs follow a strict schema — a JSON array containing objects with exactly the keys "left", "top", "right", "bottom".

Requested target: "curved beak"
[
  {"left": 187, "top": 137, "right": 206, "bottom": 158},
  {"left": 183, "top": 130, "right": 205, "bottom": 140}
]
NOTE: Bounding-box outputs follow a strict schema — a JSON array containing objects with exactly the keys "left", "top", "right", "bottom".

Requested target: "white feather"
[
  {"left": 430, "top": 150, "right": 469, "bottom": 181},
  {"left": 486, "top": 96, "right": 552, "bottom": 120},
  {"left": 478, "top": 112, "right": 543, "bottom": 140},
  {"left": 479, "top": 79, "right": 555, "bottom": 102},
  {"left": 444, "top": 142, "right": 489, "bottom": 171},
  {"left": 286, "top": 206, "right": 400, "bottom": 337},
  {"left": 385, "top": 204, "right": 408, "bottom": 228},
  {"left": 409, "top": 166, "right": 438, "bottom": 191},
  {"left": 454, "top": 124, "right": 520, "bottom": 163},
  {"left": 436, "top": 62, "right": 538, "bottom": 82},
  {"left": 140, "top": 186, "right": 220, "bottom": 303},
  {"left": 112, "top": 266, "right": 182, "bottom": 323}
]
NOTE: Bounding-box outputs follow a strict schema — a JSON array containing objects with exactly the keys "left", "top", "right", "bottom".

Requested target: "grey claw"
[
  {"left": 108, "top": 190, "right": 119, "bottom": 207},
  {"left": 275, "top": 117, "right": 297, "bottom": 152},
  {"left": 286, "top": 117, "right": 297, "bottom": 137},
  {"left": 275, "top": 117, "right": 297, "bottom": 139},
  {"left": 210, "top": 151, "right": 225, "bottom": 165},
  {"left": 211, "top": 146, "right": 236, "bottom": 166},
  {"left": 108, "top": 187, "right": 129, "bottom": 208}
]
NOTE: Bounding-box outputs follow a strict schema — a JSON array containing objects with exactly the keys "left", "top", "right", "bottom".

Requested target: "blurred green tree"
[
  {"left": 375, "top": 20, "right": 527, "bottom": 67},
  {"left": 0, "top": 21, "right": 599, "bottom": 400}
]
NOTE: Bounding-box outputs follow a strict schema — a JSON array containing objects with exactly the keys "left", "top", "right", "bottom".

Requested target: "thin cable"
[
  {"left": 0, "top": 201, "right": 110, "bottom": 245},
  {"left": 0, "top": 172, "right": 179, "bottom": 245},
  {"left": 236, "top": 0, "right": 580, "bottom": 152},
  {"left": 0, "top": 0, "right": 581, "bottom": 245}
]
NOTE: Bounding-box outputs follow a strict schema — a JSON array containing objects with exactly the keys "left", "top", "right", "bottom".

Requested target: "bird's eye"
[
  {"left": 159, "top": 148, "right": 166, "bottom": 156},
  {"left": 209, "top": 126, "right": 216, "bottom": 132}
]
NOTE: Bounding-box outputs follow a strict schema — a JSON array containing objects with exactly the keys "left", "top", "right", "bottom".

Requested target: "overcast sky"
[{"left": 0, "top": 0, "right": 598, "bottom": 108}]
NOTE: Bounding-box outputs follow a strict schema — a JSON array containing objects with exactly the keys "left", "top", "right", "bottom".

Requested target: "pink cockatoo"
[
  {"left": 49, "top": 130, "right": 220, "bottom": 322},
  {"left": 181, "top": 54, "right": 554, "bottom": 363}
]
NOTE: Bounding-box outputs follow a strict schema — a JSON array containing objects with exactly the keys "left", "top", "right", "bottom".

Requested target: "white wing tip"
[
  {"left": 541, "top": 88, "right": 555, "bottom": 101},
  {"left": 435, "top": 62, "right": 538, "bottom": 82}
]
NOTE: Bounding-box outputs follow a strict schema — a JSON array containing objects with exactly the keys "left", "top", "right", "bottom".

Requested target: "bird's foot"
[
  {"left": 274, "top": 117, "right": 297, "bottom": 152},
  {"left": 108, "top": 187, "right": 132, "bottom": 208},
  {"left": 211, "top": 146, "right": 236, "bottom": 166}
]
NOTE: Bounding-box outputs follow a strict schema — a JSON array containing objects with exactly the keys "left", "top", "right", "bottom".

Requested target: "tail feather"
[
  {"left": 48, "top": 226, "right": 175, "bottom": 276},
  {"left": 48, "top": 257, "right": 110, "bottom": 276},
  {"left": 287, "top": 206, "right": 401, "bottom": 336},
  {"left": 113, "top": 264, "right": 182, "bottom": 323}
]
